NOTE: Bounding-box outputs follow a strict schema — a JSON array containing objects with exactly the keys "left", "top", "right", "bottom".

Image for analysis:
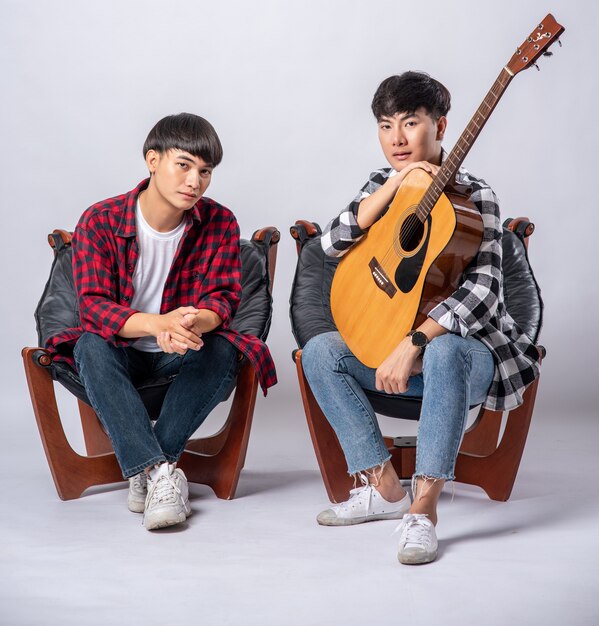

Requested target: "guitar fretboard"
[{"left": 416, "top": 68, "right": 513, "bottom": 221}]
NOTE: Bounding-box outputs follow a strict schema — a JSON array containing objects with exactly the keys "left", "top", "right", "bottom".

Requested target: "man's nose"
[
  {"left": 392, "top": 127, "right": 405, "bottom": 146},
  {"left": 186, "top": 170, "right": 200, "bottom": 189}
]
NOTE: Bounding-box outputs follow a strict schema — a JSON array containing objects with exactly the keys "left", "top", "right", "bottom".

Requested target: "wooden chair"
[
  {"left": 23, "top": 226, "right": 280, "bottom": 501},
  {"left": 289, "top": 218, "right": 544, "bottom": 503}
]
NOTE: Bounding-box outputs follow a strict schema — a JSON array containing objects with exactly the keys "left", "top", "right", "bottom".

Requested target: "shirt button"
[{"left": 122, "top": 295, "right": 130, "bottom": 301}]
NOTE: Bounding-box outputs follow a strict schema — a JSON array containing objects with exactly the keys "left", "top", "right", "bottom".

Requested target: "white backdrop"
[{"left": 1, "top": 0, "right": 597, "bottom": 441}]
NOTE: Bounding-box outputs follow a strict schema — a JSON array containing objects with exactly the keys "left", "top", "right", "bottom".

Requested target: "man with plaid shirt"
[
  {"left": 47, "top": 113, "right": 276, "bottom": 531},
  {"left": 302, "top": 72, "right": 541, "bottom": 564}
]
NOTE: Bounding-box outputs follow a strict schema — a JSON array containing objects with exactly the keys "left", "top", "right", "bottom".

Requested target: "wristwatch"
[{"left": 407, "top": 330, "right": 429, "bottom": 351}]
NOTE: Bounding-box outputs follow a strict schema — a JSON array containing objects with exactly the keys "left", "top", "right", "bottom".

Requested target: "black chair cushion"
[
  {"left": 36, "top": 233, "right": 274, "bottom": 419},
  {"left": 500, "top": 225, "right": 543, "bottom": 343},
  {"left": 230, "top": 239, "right": 273, "bottom": 340},
  {"left": 289, "top": 224, "right": 339, "bottom": 348},
  {"left": 290, "top": 219, "right": 543, "bottom": 420}
]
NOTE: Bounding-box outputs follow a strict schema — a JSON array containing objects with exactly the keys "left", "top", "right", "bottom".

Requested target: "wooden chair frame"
[
  {"left": 23, "top": 226, "right": 280, "bottom": 501},
  {"left": 290, "top": 218, "right": 543, "bottom": 503}
]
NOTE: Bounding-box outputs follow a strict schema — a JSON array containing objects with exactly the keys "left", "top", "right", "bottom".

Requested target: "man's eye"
[
  {"left": 201, "top": 170, "right": 212, "bottom": 177},
  {"left": 178, "top": 162, "right": 188, "bottom": 169}
]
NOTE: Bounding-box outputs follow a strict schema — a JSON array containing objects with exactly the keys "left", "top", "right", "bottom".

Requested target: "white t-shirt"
[{"left": 130, "top": 200, "right": 186, "bottom": 352}]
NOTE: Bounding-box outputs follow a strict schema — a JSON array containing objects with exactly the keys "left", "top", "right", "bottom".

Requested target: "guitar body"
[
  {"left": 330, "top": 13, "right": 564, "bottom": 368},
  {"left": 330, "top": 168, "right": 483, "bottom": 367}
]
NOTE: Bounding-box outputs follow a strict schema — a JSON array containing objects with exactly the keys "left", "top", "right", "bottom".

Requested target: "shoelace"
[
  {"left": 332, "top": 474, "right": 373, "bottom": 514},
  {"left": 131, "top": 473, "right": 147, "bottom": 493},
  {"left": 395, "top": 514, "right": 431, "bottom": 548},
  {"left": 146, "top": 472, "right": 181, "bottom": 506}
]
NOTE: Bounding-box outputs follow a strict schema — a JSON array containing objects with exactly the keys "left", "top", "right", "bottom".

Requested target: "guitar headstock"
[{"left": 506, "top": 14, "right": 565, "bottom": 75}]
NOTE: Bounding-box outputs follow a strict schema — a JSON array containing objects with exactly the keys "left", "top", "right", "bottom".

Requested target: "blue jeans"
[
  {"left": 302, "top": 331, "right": 495, "bottom": 480},
  {"left": 73, "top": 332, "right": 239, "bottom": 478}
]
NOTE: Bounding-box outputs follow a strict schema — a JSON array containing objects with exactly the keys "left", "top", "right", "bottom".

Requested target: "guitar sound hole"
[{"left": 399, "top": 214, "right": 425, "bottom": 252}]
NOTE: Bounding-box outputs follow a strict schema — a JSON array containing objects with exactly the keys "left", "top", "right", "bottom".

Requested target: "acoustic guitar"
[{"left": 330, "top": 13, "right": 564, "bottom": 368}]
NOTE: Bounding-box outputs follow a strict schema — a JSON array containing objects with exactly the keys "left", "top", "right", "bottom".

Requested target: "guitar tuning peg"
[
  {"left": 543, "top": 51, "right": 553, "bottom": 57},
  {"left": 533, "top": 63, "right": 540, "bottom": 71},
  {"left": 558, "top": 39, "right": 562, "bottom": 47}
]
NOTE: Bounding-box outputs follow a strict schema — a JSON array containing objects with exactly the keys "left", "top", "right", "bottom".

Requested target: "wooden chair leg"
[
  {"left": 460, "top": 405, "right": 504, "bottom": 456},
  {"left": 22, "top": 348, "right": 123, "bottom": 500},
  {"left": 78, "top": 399, "right": 113, "bottom": 455},
  {"left": 177, "top": 360, "right": 259, "bottom": 500},
  {"left": 295, "top": 351, "right": 354, "bottom": 503},
  {"left": 453, "top": 377, "right": 540, "bottom": 501},
  {"left": 387, "top": 439, "right": 417, "bottom": 480}
]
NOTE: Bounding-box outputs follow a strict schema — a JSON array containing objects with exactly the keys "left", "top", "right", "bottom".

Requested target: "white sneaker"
[
  {"left": 396, "top": 513, "right": 438, "bottom": 564},
  {"left": 317, "top": 476, "right": 411, "bottom": 526},
  {"left": 127, "top": 472, "right": 147, "bottom": 513},
  {"left": 143, "top": 463, "right": 192, "bottom": 531}
]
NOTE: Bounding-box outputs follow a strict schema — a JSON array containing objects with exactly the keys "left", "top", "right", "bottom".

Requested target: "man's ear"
[
  {"left": 145, "top": 149, "right": 160, "bottom": 174},
  {"left": 436, "top": 116, "right": 447, "bottom": 141}
]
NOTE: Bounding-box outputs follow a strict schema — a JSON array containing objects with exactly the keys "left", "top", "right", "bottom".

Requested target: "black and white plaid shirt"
[{"left": 321, "top": 164, "right": 541, "bottom": 411}]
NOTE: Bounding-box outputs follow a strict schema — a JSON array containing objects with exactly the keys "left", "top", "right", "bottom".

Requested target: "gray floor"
[{"left": 2, "top": 391, "right": 598, "bottom": 626}]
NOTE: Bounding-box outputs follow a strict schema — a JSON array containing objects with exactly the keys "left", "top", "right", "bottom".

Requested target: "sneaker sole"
[
  {"left": 398, "top": 548, "right": 438, "bottom": 565},
  {"left": 144, "top": 500, "right": 192, "bottom": 530},
  {"left": 317, "top": 510, "right": 408, "bottom": 526},
  {"left": 144, "top": 507, "right": 190, "bottom": 531}
]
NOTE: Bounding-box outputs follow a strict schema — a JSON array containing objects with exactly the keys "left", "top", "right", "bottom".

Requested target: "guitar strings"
[
  {"left": 389, "top": 77, "right": 505, "bottom": 255},
  {"left": 360, "top": 76, "right": 506, "bottom": 301}
]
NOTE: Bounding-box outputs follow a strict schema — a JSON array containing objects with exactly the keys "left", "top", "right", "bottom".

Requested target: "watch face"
[{"left": 411, "top": 331, "right": 428, "bottom": 348}]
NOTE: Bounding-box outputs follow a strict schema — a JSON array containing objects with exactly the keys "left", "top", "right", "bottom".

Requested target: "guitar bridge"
[{"left": 369, "top": 257, "right": 397, "bottom": 298}]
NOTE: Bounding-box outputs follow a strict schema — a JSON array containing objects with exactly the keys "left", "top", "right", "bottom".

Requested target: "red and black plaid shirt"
[{"left": 46, "top": 179, "right": 277, "bottom": 394}]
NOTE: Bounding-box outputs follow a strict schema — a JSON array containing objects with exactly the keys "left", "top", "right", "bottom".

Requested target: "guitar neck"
[{"left": 417, "top": 68, "right": 514, "bottom": 220}]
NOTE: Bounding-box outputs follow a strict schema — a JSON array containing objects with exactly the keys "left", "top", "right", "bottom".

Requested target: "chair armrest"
[
  {"left": 250, "top": 226, "right": 280, "bottom": 292},
  {"left": 23, "top": 347, "right": 53, "bottom": 367},
  {"left": 290, "top": 220, "right": 321, "bottom": 255},
  {"left": 504, "top": 217, "right": 535, "bottom": 249},
  {"left": 252, "top": 226, "right": 280, "bottom": 246},
  {"left": 48, "top": 229, "right": 73, "bottom": 249}
]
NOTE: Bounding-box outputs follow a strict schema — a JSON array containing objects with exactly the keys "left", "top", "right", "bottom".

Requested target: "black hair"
[
  {"left": 371, "top": 71, "right": 451, "bottom": 121},
  {"left": 143, "top": 112, "right": 223, "bottom": 166}
]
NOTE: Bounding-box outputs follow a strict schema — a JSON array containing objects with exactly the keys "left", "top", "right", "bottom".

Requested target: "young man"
[
  {"left": 302, "top": 72, "right": 541, "bottom": 564},
  {"left": 47, "top": 113, "right": 276, "bottom": 530}
]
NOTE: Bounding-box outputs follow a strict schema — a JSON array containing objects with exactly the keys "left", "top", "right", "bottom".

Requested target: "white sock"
[{"left": 148, "top": 462, "right": 169, "bottom": 482}]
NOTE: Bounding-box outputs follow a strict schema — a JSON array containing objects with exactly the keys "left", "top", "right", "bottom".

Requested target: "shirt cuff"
[
  {"left": 197, "top": 298, "right": 231, "bottom": 326},
  {"left": 428, "top": 303, "right": 469, "bottom": 337}
]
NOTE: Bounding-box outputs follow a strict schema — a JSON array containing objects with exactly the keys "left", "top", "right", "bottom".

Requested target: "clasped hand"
[
  {"left": 375, "top": 337, "right": 423, "bottom": 395},
  {"left": 155, "top": 307, "right": 204, "bottom": 355}
]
